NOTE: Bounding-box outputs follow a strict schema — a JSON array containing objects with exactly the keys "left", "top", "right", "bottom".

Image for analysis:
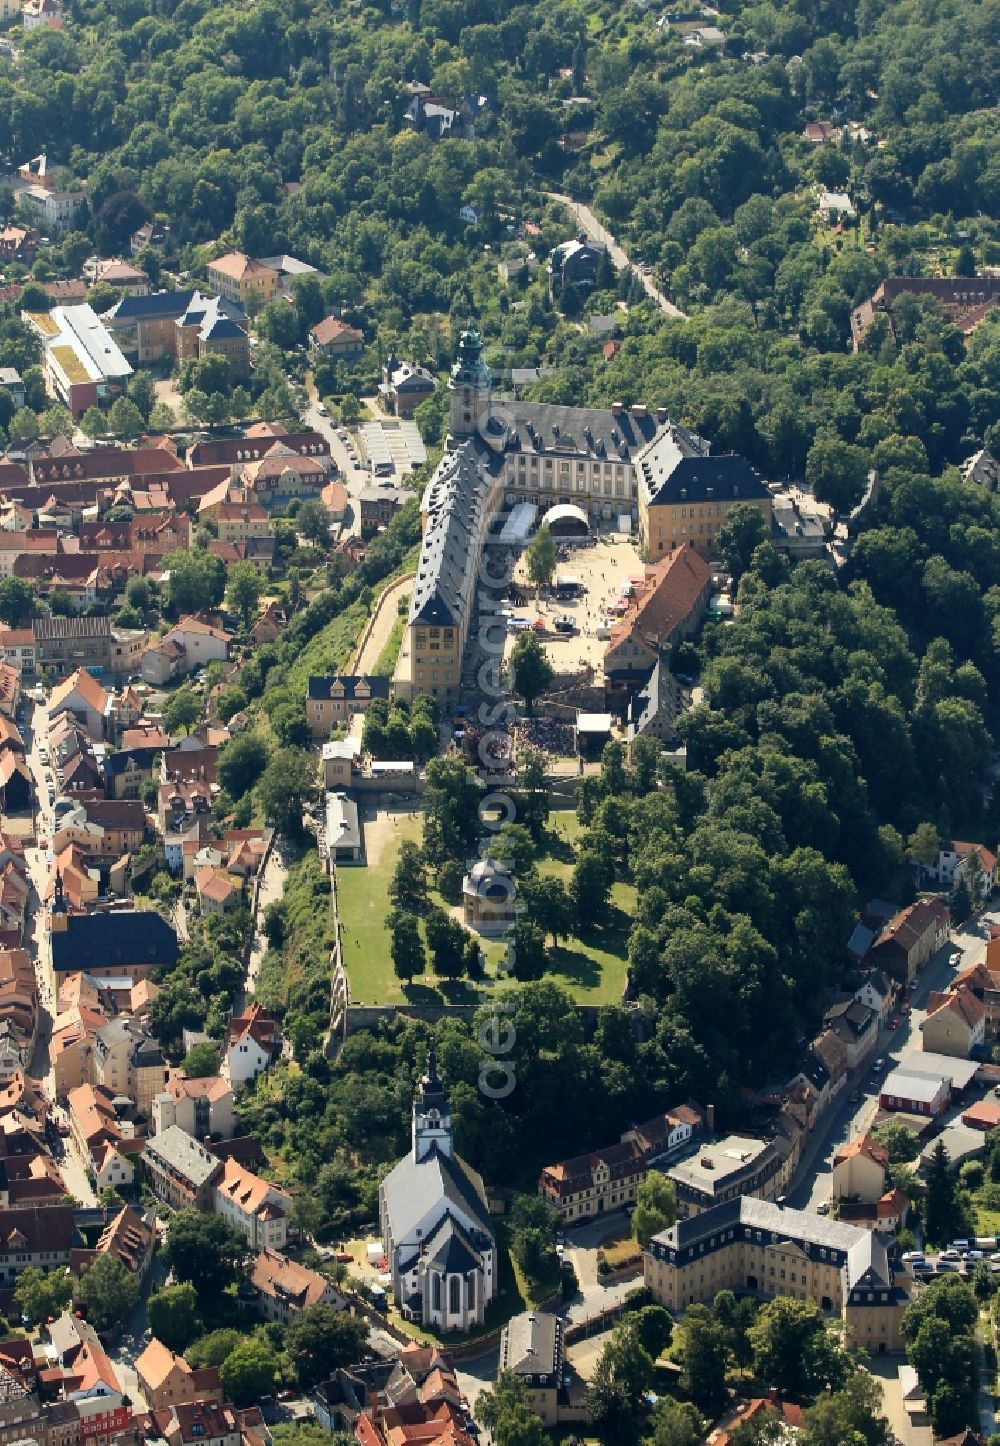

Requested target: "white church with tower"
[{"left": 378, "top": 1038, "right": 497, "bottom": 1333}]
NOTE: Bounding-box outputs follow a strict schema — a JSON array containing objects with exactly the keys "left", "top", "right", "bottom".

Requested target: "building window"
[{"left": 449, "top": 1275, "right": 461, "bottom": 1314}]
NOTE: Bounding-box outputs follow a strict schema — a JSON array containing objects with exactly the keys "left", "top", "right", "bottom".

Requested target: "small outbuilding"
[{"left": 463, "top": 858, "right": 516, "bottom": 935}]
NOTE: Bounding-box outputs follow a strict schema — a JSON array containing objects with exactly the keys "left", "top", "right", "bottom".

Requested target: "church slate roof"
[
  {"left": 421, "top": 1214, "right": 484, "bottom": 1275},
  {"left": 380, "top": 1142, "right": 492, "bottom": 1246}
]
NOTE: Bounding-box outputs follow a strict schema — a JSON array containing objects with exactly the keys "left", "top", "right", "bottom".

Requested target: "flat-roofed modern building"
[
  {"left": 645, "top": 1197, "right": 910, "bottom": 1353},
  {"left": 666, "top": 1134, "right": 789, "bottom": 1217},
  {"left": 25, "top": 304, "right": 132, "bottom": 417}
]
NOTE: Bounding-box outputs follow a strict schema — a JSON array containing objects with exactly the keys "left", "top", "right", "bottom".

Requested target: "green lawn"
[{"left": 336, "top": 807, "right": 632, "bottom": 1006}]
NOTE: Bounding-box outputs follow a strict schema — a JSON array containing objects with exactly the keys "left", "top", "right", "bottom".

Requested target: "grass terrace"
[{"left": 336, "top": 808, "right": 631, "bottom": 1006}]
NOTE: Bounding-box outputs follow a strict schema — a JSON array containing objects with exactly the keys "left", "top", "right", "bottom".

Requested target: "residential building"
[
  {"left": 0, "top": 368, "right": 25, "bottom": 407},
  {"left": 21, "top": 0, "right": 64, "bottom": 31},
  {"left": 158, "top": 616, "right": 230, "bottom": 672},
  {"left": 33, "top": 616, "right": 112, "bottom": 679},
  {"left": 644, "top": 1197, "right": 910, "bottom": 1353},
  {"left": 538, "top": 1121, "right": 678, "bottom": 1221},
  {"left": 854, "top": 968, "right": 893, "bottom": 1024},
  {"left": 961, "top": 448, "right": 999, "bottom": 492},
  {"left": 134, "top": 1341, "right": 222, "bottom": 1412},
  {"left": 50, "top": 897, "right": 178, "bottom": 981},
  {"left": 25, "top": 304, "right": 132, "bottom": 417},
  {"left": 222, "top": 1004, "right": 280, "bottom": 1091},
  {"left": 871, "top": 898, "right": 950, "bottom": 984},
  {"left": 851, "top": 276, "right": 1000, "bottom": 350},
  {"left": 379, "top": 1040, "right": 496, "bottom": 1332},
  {"left": 214, "top": 1158, "right": 290, "bottom": 1250},
  {"left": 603, "top": 542, "right": 712, "bottom": 697},
  {"left": 306, "top": 674, "right": 390, "bottom": 738},
  {"left": 952, "top": 958, "right": 1000, "bottom": 1039},
  {"left": 92, "top": 1018, "right": 167, "bottom": 1115},
  {"left": 142, "top": 1126, "right": 221, "bottom": 1211},
  {"left": 308, "top": 316, "right": 365, "bottom": 358},
  {"left": 0, "top": 1205, "right": 78, "bottom": 1282},
  {"left": 923, "top": 840, "right": 998, "bottom": 897},
  {"left": 879, "top": 1067, "right": 950, "bottom": 1116},
  {"left": 186, "top": 425, "right": 330, "bottom": 471},
  {"left": 152, "top": 1073, "right": 233, "bottom": 1141},
  {"left": 48, "top": 668, "right": 109, "bottom": 740},
  {"left": 548, "top": 238, "right": 604, "bottom": 292},
  {"left": 497, "top": 1313, "right": 564, "bottom": 1427},
  {"left": 831, "top": 1135, "right": 888, "bottom": 1203},
  {"left": 822, "top": 998, "right": 879, "bottom": 1069},
  {"left": 250, "top": 1247, "right": 345, "bottom": 1324},
  {"left": 206, "top": 253, "right": 278, "bottom": 310},
  {"left": 378, "top": 354, "right": 436, "bottom": 416},
  {"left": 240, "top": 448, "right": 327, "bottom": 505},
  {"left": 317, "top": 1345, "right": 472, "bottom": 1444},
  {"left": 195, "top": 866, "right": 242, "bottom": 916},
  {"left": 921, "top": 987, "right": 987, "bottom": 1058},
  {"left": 15, "top": 165, "right": 84, "bottom": 232},
  {"left": 359, "top": 486, "right": 409, "bottom": 536}
]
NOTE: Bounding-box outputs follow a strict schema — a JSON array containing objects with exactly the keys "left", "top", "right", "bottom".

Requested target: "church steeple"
[
  {"left": 448, "top": 323, "right": 492, "bottom": 439},
  {"left": 412, "top": 1035, "right": 453, "bottom": 1162}
]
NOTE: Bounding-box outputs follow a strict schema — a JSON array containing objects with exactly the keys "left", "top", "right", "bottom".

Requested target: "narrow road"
[
  {"left": 241, "top": 840, "right": 291, "bottom": 1005},
  {"left": 977, "top": 1320, "right": 998, "bottom": 1438},
  {"left": 352, "top": 573, "right": 414, "bottom": 676},
  {"left": 545, "top": 191, "right": 689, "bottom": 321}
]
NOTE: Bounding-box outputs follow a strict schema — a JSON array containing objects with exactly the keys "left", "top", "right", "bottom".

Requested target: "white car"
[
  {"left": 950, "top": 951, "right": 962, "bottom": 965},
  {"left": 317, "top": 403, "right": 328, "bottom": 416}
]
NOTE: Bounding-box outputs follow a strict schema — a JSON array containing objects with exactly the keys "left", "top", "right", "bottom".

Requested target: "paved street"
[{"left": 790, "top": 910, "right": 995, "bottom": 1212}]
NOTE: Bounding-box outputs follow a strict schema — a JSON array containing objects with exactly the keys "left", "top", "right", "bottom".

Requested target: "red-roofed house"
[
  {"left": 831, "top": 1134, "right": 888, "bottom": 1202},
  {"left": 222, "top": 1004, "right": 281, "bottom": 1092},
  {"left": 871, "top": 897, "right": 950, "bottom": 984},
  {"left": 924, "top": 839, "right": 998, "bottom": 898},
  {"left": 922, "top": 986, "right": 987, "bottom": 1057},
  {"left": 308, "top": 316, "right": 365, "bottom": 359}
]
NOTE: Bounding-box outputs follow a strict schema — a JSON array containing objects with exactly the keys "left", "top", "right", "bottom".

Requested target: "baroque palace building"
[
  {"left": 644, "top": 1197, "right": 911, "bottom": 1353},
  {"left": 393, "top": 326, "right": 769, "bottom": 703}
]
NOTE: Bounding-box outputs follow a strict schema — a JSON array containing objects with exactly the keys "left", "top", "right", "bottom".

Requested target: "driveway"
[{"left": 545, "top": 192, "right": 688, "bottom": 321}]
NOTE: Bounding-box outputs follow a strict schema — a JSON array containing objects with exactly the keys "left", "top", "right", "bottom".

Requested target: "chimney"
[
  {"left": 706, "top": 1102, "right": 715, "bottom": 1135},
  {"left": 611, "top": 401, "right": 623, "bottom": 417},
  {"left": 632, "top": 404, "right": 647, "bottom": 418},
  {"left": 656, "top": 406, "right": 668, "bottom": 424}
]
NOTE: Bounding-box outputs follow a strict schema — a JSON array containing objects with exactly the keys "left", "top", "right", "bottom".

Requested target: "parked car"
[
  {"left": 873, "top": 1057, "right": 885, "bottom": 1072},
  {"left": 816, "top": 1201, "right": 830, "bottom": 1215}
]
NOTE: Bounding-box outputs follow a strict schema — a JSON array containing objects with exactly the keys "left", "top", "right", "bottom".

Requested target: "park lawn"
[
  {"left": 336, "top": 812, "right": 422, "bottom": 1005},
  {"left": 337, "top": 807, "right": 632, "bottom": 1006}
]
